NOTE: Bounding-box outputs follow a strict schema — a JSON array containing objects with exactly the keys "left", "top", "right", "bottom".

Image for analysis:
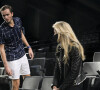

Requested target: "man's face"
[{"left": 1, "top": 9, "right": 13, "bottom": 23}]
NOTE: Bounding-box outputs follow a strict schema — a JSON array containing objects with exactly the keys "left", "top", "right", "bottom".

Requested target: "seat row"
[{"left": 20, "top": 76, "right": 54, "bottom": 90}]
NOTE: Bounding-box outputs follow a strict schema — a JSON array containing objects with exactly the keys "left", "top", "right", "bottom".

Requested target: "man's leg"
[
  {"left": 12, "top": 79, "right": 20, "bottom": 90},
  {"left": 21, "top": 55, "right": 31, "bottom": 79},
  {"left": 7, "top": 60, "right": 22, "bottom": 90},
  {"left": 22, "top": 74, "right": 30, "bottom": 79}
]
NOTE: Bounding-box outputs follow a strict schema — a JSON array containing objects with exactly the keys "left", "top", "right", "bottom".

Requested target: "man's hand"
[
  {"left": 28, "top": 48, "right": 34, "bottom": 59},
  {"left": 0, "top": 44, "right": 12, "bottom": 76},
  {"left": 21, "top": 31, "right": 34, "bottom": 60},
  {"left": 5, "top": 66, "right": 12, "bottom": 76}
]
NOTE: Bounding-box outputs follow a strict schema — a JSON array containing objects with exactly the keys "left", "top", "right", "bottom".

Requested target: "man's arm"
[
  {"left": 21, "top": 30, "right": 34, "bottom": 59},
  {"left": 0, "top": 44, "right": 12, "bottom": 75}
]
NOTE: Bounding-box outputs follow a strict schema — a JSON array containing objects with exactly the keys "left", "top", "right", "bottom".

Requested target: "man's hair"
[{"left": 0, "top": 5, "right": 13, "bottom": 13}]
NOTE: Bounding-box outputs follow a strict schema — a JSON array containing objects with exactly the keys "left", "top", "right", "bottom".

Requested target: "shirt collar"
[{"left": 4, "top": 17, "right": 15, "bottom": 28}]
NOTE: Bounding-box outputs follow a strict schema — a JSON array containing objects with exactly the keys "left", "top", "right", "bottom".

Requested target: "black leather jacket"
[{"left": 52, "top": 46, "right": 86, "bottom": 90}]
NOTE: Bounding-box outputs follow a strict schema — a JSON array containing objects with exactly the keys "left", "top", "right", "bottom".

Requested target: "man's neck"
[{"left": 8, "top": 19, "right": 14, "bottom": 27}]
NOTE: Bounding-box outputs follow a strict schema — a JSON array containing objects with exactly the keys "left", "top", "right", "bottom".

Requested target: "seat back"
[
  {"left": 0, "top": 61, "right": 4, "bottom": 67},
  {"left": 30, "top": 65, "right": 42, "bottom": 76},
  {"left": 41, "top": 76, "right": 54, "bottom": 90},
  {"left": 83, "top": 62, "right": 100, "bottom": 76},
  {"left": 22, "top": 76, "right": 42, "bottom": 90},
  {"left": 0, "top": 67, "right": 5, "bottom": 75},
  {"left": 0, "top": 75, "right": 12, "bottom": 90},
  {"left": 45, "top": 58, "right": 55, "bottom": 76},
  {"left": 28, "top": 58, "right": 46, "bottom": 76},
  {"left": 34, "top": 52, "right": 46, "bottom": 58},
  {"left": 28, "top": 58, "right": 45, "bottom": 69},
  {"left": 93, "top": 52, "right": 100, "bottom": 62}
]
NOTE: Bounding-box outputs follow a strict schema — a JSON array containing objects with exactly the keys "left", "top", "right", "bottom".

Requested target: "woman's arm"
[{"left": 52, "top": 62, "right": 60, "bottom": 89}]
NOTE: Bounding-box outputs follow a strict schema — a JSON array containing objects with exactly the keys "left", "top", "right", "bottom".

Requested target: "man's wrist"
[{"left": 27, "top": 45, "right": 31, "bottom": 49}]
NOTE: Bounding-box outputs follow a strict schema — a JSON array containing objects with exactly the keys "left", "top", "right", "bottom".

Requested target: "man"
[{"left": 0, "top": 5, "right": 34, "bottom": 90}]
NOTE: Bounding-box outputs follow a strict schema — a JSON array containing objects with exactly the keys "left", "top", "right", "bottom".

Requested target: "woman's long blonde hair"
[{"left": 52, "top": 21, "right": 85, "bottom": 64}]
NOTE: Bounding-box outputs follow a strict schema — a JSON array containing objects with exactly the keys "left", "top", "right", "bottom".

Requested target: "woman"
[{"left": 52, "top": 21, "right": 86, "bottom": 90}]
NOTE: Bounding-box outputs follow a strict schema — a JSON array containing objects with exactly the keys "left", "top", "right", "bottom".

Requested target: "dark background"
[{"left": 0, "top": 0, "right": 100, "bottom": 62}]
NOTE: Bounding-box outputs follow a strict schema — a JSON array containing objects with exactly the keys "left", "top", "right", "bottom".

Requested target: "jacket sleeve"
[
  {"left": 52, "top": 61, "right": 60, "bottom": 88},
  {"left": 59, "top": 47, "right": 82, "bottom": 90}
]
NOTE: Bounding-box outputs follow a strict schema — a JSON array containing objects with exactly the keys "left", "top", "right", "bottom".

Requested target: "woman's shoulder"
[{"left": 69, "top": 45, "right": 79, "bottom": 55}]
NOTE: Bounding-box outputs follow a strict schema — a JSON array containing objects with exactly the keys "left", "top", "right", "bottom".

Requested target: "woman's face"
[{"left": 54, "top": 29, "right": 57, "bottom": 35}]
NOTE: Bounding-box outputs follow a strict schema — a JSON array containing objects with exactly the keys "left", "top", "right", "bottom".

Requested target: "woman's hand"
[{"left": 53, "top": 86, "right": 59, "bottom": 90}]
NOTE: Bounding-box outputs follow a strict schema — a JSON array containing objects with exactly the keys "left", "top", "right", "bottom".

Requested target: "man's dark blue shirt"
[{"left": 0, "top": 17, "right": 25, "bottom": 61}]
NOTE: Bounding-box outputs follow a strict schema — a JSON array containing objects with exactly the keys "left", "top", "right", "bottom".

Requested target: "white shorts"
[{"left": 7, "top": 54, "right": 30, "bottom": 79}]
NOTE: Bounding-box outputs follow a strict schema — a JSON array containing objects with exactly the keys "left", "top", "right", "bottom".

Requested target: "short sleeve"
[
  {"left": 0, "top": 27, "right": 5, "bottom": 44},
  {"left": 17, "top": 17, "right": 25, "bottom": 34},
  {"left": 22, "top": 27, "right": 25, "bottom": 35},
  {"left": 18, "top": 17, "right": 22, "bottom": 26}
]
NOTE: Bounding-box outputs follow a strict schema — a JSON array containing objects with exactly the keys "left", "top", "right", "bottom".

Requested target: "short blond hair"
[{"left": 0, "top": 5, "right": 13, "bottom": 13}]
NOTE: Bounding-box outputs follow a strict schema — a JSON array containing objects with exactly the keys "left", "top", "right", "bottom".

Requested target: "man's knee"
[
  {"left": 12, "top": 79, "right": 20, "bottom": 89},
  {"left": 22, "top": 74, "right": 30, "bottom": 79}
]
